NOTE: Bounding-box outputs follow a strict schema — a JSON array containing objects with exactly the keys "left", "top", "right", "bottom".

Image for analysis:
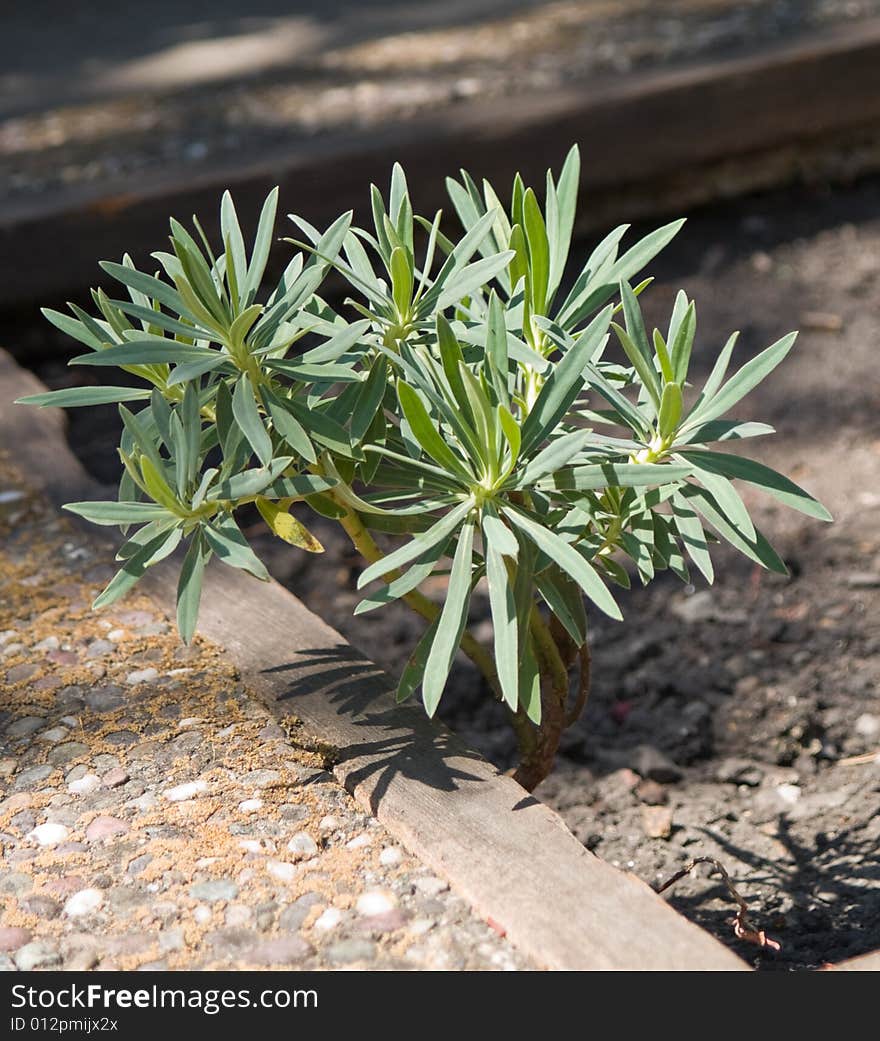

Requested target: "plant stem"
[
  {"left": 332, "top": 498, "right": 502, "bottom": 698},
  {"left": 512, "top": 605, "right": 570, "bottom": 791},
  {"left": 566, "top": 641, "right": 592, "bottom": 728}
]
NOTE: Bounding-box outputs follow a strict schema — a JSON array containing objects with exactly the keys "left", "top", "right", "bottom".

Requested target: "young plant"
[{"left": 21, "top": 148, "right": 831, "bottom": 790}]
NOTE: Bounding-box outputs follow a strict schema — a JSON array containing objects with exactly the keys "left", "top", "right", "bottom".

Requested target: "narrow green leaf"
[
  {"left": 671, "top": 492, "right": 714, "bottom": 583},
  {"left": 523, "top": 188, "right": 549, "bottom": 314},
  {"left": 64, "top": 501, "right": 172, "bottom": 525},
  {"left": 244, "top": 187, "right": 279, "bottom": 302},
  {"left": 680, "top": 450, "right": 832, "bottom": 521},
  {"left": 203, "top": 513, "right": 269, "bottom": 580},
  {"left": 93, "top": 528, "right": 182, "bottom": 610},
  {"left": 485, "top": 538, "right": 518, "bottom": 710},
  {"left": 232, "top": 378, "right": 273, "bottom": 467},
  {"left": 657, "top": 382, "right": 683, "bottom": 438},
  {"left": 177, "top": 532, "right": 210, "bottom": 643},
  {"left": 397, "top": 381, "right": 473, "bottom": 482},
  {"left": 689, "top": 332, "right": 797, "bottom": 428},
  {"left": 503, "top": 507, "right": 621, "bottom": 620},
  {"left": 358, "top": 498, "right": 473, "bottom": 588},
  {"left": 17, "top": 386, "right": 151, "bottom": 408},
  {"left": 422, "top": 521, "right": 475, "bottom": 716},
  {"left": 520, "top": 305, "right": 613, "bottom": 453}
]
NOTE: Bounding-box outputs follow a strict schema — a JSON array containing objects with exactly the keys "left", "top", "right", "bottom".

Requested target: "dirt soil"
[{"left": 16, "top": 173, "right": 880, "bottom": 970}]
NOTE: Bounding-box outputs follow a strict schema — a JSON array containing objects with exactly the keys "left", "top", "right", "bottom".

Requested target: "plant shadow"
[
  {"left": 663, "top": 815, "right": 880, "bottom": 969},
  {"left": 262, "top": 644, "right": 487, "bottom": 813}
]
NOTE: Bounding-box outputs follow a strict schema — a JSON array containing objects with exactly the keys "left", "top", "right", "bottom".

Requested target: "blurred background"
[{"left": 3, "top": 1, "right": 880, "bottom": 967}]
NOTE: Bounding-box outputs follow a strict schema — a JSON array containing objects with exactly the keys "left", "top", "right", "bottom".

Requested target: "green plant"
[{"left": 21, "top": 148, "right": 831, "bottom": 789}]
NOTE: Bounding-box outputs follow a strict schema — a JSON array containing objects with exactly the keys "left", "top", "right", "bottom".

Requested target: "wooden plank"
[
  {"left": 2, "top": 20, "right": 880, "bottom": 308},
  {"left": 0, "top": 349, "right": 748, "bottom": 971}
]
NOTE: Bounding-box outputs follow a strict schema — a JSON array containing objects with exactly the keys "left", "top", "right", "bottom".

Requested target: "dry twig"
[{"left": 655, "top": 856, "right": 781, "bottom": 952}]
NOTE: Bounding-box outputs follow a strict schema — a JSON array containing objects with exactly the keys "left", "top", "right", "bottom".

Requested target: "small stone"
[
  {"left": 43, "top": 875, "right": 87, "bottom": 899},
  {"left": 64, "top": 888, "right": 104, "bottom": 917},
  {"left": 629, "top": 745, "right": 682, "bottom": 783},
  {"left": 0, "top": 927, "right": 32, "bottom": 952},
  {"left": 314, "top": 907, "right": 342, "bottom": 931},
  {"left": 413, "top": 876, "right": 448, "bottom": 897},
  {"left": 408, "top": 918, "right": 435, "bottom": 937},
  {"left": 801, "top": 310, "right": 843, "bottom": 333},
  {"left": 65, "top": 949, "right": 99, "bottom": 971},
  {"left": 356, "top": 890, "right": 396, "bottom": 917},
  {"left": 129, "top": 793, "right": 158, "bottom": 813},
  {"left": 193, "top": 906, "right": 212, "bottom": 925},
  {"left": 287, "top": 832, "right": 318, "bottom": 859},
  {"left": 15, "top": 764, "right": 53, "bottom": 789},
  {"left": 164, "top": 780, "right": 208, "bottom": 802},
  {"left": 278, "top": 804, "right": 309, "bottom": 824},
  {"left": 326, "top": 939, "right": 376, "bottom": 965},
  {"left": 68, "top": 773, "right": 101, "bottom": 795},
  {"left": 84, "top": 687, "right": 124, "bottom": 713},
  {"left": 355, "top": 909, "right": 407, "bottom": 934},
  {"left": 776, "top": 783, "right": 801, "bottom": 805},
  {"left": 847, "top": 573, "right": 880, "bottom": 589},
  {"left": 29, "top": 822, "right": 70, "bottom": 847},
  {"left": 86, "top": 816, "right": 129, "bottom": 841},
  {"left": 243, "top": 936, "right": 313, "bottom": 966},
  {"left": 206, "top": 927, "right": 259, "bottom": 957},
  {"left": 318, "top": 815, "right": 339, "bottom": 832},
  {"left": 641, "top": 805, "right": 674, "bottom": 839},
  {"left": 126, "top": 667, "right": 159, "bottom": 685},
  {"left": 178, "top": 717, "right": 205, "bottom": 729},
  {"left": 244, "top": 769, "right": 281, "bottom": 789},
  {"left": 128, "top": 854, "right": 154, "bottom": 877},
  {"left": 238, "top": 799, "right": 263, "bottom": 813},
  {"left": 104, "top": 730, "right": 138, "bottom": 747},
  {"left": 716, "top": 758, "right": 764, "bottom": 787},
  {"left": 6, "top": 716, "right": 46, "bottom": 738},
  {"left": 855, "top": 713, "right": 880, "bottom": 739},
  {"left": 671, "top": 590, "right": 717, "bottom": 624},
  {"left": 190, "top": 880, "right": 239, "bottom": 903},
  {"left": 6, "top": 663, "right": 39, "bottom": 684},
  {"left": 158, "top": 929, "right": 184, "bottom": 953},
  {"left": 0, "top": 758, "right": 17, "bottom": 777},
  {"left": 38, "top": 726, "right": 70, "bottom": 743},
  {"left": 266, "top": 861, "right": 296, "bottom": 883},
  {"left": 14, "top": 940, "right": 62, "bottom": 971},
  {"left": 85, "top": 639, "right": 115, "bottom": 659},
  {"left": 225, "top": 904, "right": 253, "bottom": 928},
  {"left": 107, "top": 629, "right": 128, "bottom": 643},
  {"left": 346, "top": 833, "right": 372, "bottom": 850},
  {"left": 48, "top": 650, "right": 78, "bottom": 667},
  {"left": 238, "top": 839, "right": 263, "bottom": 854},
  {"left": 93, "top": 754, "right": 120, "bottom": 774},
  {"left": 34, "top": 635, "right": 60, "bottom": 653},
  {"left": 635, "top": 779, "right": 668, "bottom": 805},
  {"left": 102, "top": 767, "right": 129, "bottom": 788},
  {"left": 0, "top": 872, "right": 32, "bottom": 896},
  {"left": 278, "top": 893, "right": 322, "bottom": 932},
  {"left": 11, "top": 809, "right": 37, "bottom": 832},
  {"left": 22, "top": 895, "right": 61, "bottom": 919},
  {"left": 47, "top": 742, "right": 88, "bottom": 765},
  {"left": 379, "top": 846, "right": 403, "bottom": 866}
]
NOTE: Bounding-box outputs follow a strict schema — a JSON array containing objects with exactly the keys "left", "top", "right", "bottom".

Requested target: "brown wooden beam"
[{"left": 2, "top": 21, "right": 880, "bottom": 308}]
